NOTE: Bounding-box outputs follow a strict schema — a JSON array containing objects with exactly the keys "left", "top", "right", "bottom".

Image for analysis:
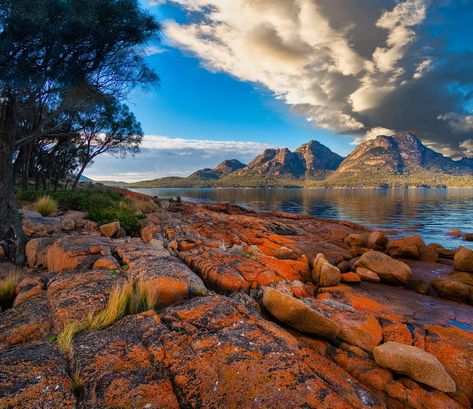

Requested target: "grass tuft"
[
  {"left": 57, "top": 281, "right": 154, "bottom": 354},
  {"left": 88, "top": 283, "right": 132, "bottom": 330},
  {"left": 57, "top": 320, "right": 87, "bottom": 354},
  {"left": 71, "top": 371, "right": 85, "bottom": 398},
  {"left": 35, "top": 195, "right": 58, "bottom": 216},
  {"left": 0, "top": 272, "right": 20, "bottom": 310}
]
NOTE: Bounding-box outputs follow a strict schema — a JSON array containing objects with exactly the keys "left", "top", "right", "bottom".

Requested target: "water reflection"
[{"left": 132, "top": 187, "right": 473, "bottom": 249}]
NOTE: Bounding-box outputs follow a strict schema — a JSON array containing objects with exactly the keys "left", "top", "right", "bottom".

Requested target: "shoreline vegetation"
[{"left": 122, "top": 173, "right": 473, "bottom": 189}]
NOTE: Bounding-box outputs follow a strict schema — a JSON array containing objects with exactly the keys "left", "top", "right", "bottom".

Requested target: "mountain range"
[{"left": 127, "top": 132, "right": 473, "bottom": 188}]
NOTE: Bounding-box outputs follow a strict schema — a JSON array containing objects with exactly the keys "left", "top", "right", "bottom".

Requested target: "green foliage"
[
  {"left": 87, "top": 207, "right": 144, "bottom": 236},
  {"left": 18, "top": 186, "right": 144, "bottom": 235}
]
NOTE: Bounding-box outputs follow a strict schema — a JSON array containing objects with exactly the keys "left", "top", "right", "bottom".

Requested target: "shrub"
[
  {"left": 35, "top": 196, "right": 58, "bottom": 216},
  {"left": 0, "top": 272, "right": 20, "bottom": 310},
  {"left": 87, "top": 207, "right": 144, "bottom": 236}
]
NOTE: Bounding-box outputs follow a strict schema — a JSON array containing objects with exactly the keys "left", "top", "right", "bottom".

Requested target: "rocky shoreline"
[{"left": 1, "top": 197, "right": 473, "bottom": 408}]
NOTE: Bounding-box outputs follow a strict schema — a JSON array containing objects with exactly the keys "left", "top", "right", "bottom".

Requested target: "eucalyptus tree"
[{"left": 0, "top": 0, "right": 160, "bottom": 262}]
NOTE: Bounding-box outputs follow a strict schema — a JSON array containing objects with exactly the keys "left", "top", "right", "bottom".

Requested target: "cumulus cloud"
[
  {"left": 86, "top": 135, "right": 273, "bottom": 182},
  {"left": 155, "top": 0, "right": 473, "bottom": 157}
]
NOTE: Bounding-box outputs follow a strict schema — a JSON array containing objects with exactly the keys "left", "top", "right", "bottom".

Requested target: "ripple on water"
[{"left": 132, "top": 187, "right": 473, "bottom": 250}]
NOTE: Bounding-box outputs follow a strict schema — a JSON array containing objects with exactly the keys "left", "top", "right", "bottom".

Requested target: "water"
[{"left": 131, "top": 187, "right": 473, "bottom": 250}]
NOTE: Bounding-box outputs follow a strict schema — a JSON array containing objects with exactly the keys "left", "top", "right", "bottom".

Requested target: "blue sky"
[{"left": 87, "top": 0, "right": 473, "bottom": 181}]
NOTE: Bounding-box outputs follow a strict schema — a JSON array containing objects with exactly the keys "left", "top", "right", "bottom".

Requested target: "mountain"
[
  {"left": 130, "top": 134, "right": 473, "bottom": 188},
  {"left": 189, "top": 159, "right": 246, "bottom": 180},
  {"left": 325, "top": 132, "right": 473, "bottom": 186},
  {"left": 231, "top": 148, "right": 305, "bottom": 178},
  {"left": 295, "top": 140, "right": 344, "bottom": 176}
]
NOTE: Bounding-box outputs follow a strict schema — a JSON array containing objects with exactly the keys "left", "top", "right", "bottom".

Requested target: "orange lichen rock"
[{"left": 0, "top": 343, "right": 76, "bottom": 408}]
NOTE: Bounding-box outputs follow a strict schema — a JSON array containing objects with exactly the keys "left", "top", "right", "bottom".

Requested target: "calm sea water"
[{"left": 131, "top": 187, "right": 473, "bottom": 250}]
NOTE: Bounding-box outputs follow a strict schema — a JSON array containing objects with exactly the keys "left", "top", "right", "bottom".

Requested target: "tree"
[
  {"left": 72, "top": 98, "right": 143, "bottom": 189},
  {"left": 0, "top": 0, "right": 160, "bottom": 262}
]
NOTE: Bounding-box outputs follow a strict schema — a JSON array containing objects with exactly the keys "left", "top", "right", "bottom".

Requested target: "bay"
[{"left": 131, "top": 187, "right": 473, "bottom": 250}]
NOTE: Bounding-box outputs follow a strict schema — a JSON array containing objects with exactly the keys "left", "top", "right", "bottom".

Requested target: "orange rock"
[
  {"left": 92, "top": 256, "right": 120, "bottom": 270},
  {"left": 356, "top": 267, "right": 381, "bottom": 282},
  {"left": 341, "top": 272, "right": 361, "bottom": 283},
  {"left": 382, "top": 321, "right": 413, "bottom": 345},
  {"left": 0, "top": 343, "right": 75, "bottom": 408},
  {"left": 47, "top": 270, "right": 126, "bottom": 331},
  {"left": 46, "top": 235, "right": 113, "bottom": 273},
  {"left": 99, "top": 221, "right": 120, "bottom": 237},
  {"left": 72, "top": 312, "right": 179, "bottom": 409},
  {"left": 387, "top": 235, "right": 425, "bottom": 259}
]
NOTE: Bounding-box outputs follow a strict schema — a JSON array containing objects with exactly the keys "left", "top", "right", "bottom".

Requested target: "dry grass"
[
  {"left": 71, "top": 371, "right": 85, "bottom": 398},
  {"left": 57, "top": 281, "right": 154, "bottom": 354},
  {"left": 35, "top": 195, "right": 58, "bottom": 216},
  {"left": 0, "top": 272, "right": 20, "bottom": 310},
  {"left": 88, "top": 283, "right": 132, "bottom": 330},
  {"left": 57, "top": 320, "right": 87, "bottom": 354},
  {"left": 118, "top": 197, "right": 159, "bottom": 214}
]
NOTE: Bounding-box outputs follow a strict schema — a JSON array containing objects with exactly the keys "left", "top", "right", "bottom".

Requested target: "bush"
[
  {"left": 87, "top": 207, "right": 145, "bottom": 236},
  {"left": 35, "top": 196, "right": 58, "bottom": 216}
]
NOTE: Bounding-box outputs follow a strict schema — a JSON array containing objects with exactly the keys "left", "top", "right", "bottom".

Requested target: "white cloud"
[
  {"left": 373, "top": 0, "right": 426, "bottom": 74},
  {"left": 438, "top": 113, "right": 473, "bottom": 133},
  {"left": 351, "top": 127, "right": 394, "bottom": 145},
  {"left": 86, "top": 135, "right": 273, "bottom": 182},
  {"left": 159, "top": 0, "right": 433, "bottom": 136},
  {"left": 413, "top": 58, "right": 433, "bottom": 79}
]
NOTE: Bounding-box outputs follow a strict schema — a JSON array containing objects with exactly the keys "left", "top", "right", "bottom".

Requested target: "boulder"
[
  {"left": 25, "top": 237, "right": 54, "bottom": 268},
  {"left": 46, "top": 235, "right": 113, "bottom": 273},
  {"left": 454, "top": 247, "right": 473, "bottom": 272},
  {"left": 432, "top": 276, "right": 473, "bottom": 303},
  {"left": 273, "top": 246, "right": 299, "bottom": 260},
  {"left": 387, "top": 235, "right": 425, "bottom": 259},
  {"left": 0, "top": 245, "right": 5, "bottom": 261},
  {"left": 312, "top": 253, "right": 341, "bottom": 287},
  {"left": 0, "top": 292, "right": 52, "bottom": 349},
  {"left": 367, "top": 231, "right": 389, "bottom": 250},
  {"left": 313, "top": 299, "right": 383, "bottom": 352},
  {"left": 0, "top": 343, "right": 76, "bottom": 408},
  {"left": 115, "top": 239, "right": 208, "bottom": 308},
  {"left": 345, "top": 233, "right": 368, "bottom": 248},
  {"left": 22, "top": 215, "right": 61, "bottom": 237},
  {"left": 341, "top": 272, "right": 361, "bottom": 283},
  {"left": 262, "top": 287, "right": 340, "bottom": 339},
  {"left": 61, "top": 217, "right": 75, "bottom": 231},
  {"left": 356, "top": 267, "right": 380, "bottom": 283},
  {"left": 419, "top": 243, "right": 439, "bottom": 262},
  {"left": 355, "top": 251, "right": 412, "bottom": 285},
  {"left": 373, "top": 341, "right": 456, "bottom": 393},
  {"left": 100, "top": 221, "right": 120, "bottom": 237}
]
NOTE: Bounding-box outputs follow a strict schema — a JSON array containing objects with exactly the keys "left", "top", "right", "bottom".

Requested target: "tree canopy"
[{"left": 0, "top": 0, "right": 160, "bottom": 262}]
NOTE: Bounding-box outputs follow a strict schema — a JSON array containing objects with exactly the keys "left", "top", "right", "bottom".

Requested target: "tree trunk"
[
  {"left": 72, "top": 162, "right": 88, "bottom": 190},
  {"left": 0, "top": 99, "right": 25, "bottom": 263}
]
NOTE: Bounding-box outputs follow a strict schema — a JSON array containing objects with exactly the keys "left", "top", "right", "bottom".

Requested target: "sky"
[{"left": 87, "top": 0, "right": 473, "bottom": 182}]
